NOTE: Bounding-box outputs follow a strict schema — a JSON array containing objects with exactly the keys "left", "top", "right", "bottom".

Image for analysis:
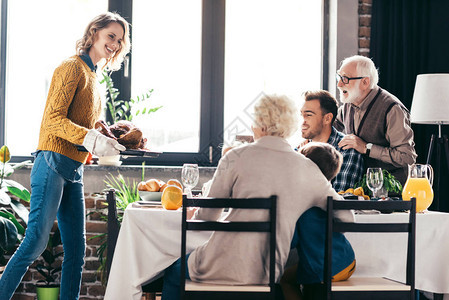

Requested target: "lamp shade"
[{"left": 410, "top": 74, "right": 449, "bottom": 124}]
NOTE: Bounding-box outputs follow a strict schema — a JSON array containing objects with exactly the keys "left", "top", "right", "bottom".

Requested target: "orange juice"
[{"left": 402, "top": 178, "right": 433, "bottom": 212}]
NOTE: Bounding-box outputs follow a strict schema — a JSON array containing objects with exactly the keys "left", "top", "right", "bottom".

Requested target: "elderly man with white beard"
[{"left": 334, "top": 55, "right": 417, "bottom": 186}]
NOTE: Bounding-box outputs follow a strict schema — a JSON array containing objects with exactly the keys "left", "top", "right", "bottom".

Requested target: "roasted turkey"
[{"left": 95, "top": 120, "right": 147, "bottom": 150}]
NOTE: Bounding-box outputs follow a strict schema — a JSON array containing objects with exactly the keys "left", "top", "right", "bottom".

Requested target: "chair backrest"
[
  {"left": 180, "top": 195, "right": 277, "bottom": 299},
  {"left": 325, "top": 197, "right": 416, "bottom": 300},
  {"left": 106, "top": 189, "right": 120, "bottom": 279}
]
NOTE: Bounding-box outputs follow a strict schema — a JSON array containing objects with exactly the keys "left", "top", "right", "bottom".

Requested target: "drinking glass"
[
  {"left": 181, "top": 163, "right": 199, "bottom": 197},
  {"left": 366, "top": 168, "right": 384, "bottom": 199}
]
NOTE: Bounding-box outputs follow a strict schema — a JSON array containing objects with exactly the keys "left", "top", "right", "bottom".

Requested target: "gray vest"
[{"left": 340, "top": 88, "right": 409, "bottom": 185}]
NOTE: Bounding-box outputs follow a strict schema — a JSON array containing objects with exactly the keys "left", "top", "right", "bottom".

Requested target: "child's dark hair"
[{"left": 300, "top": 142, "right": 343, "bottom": 181}]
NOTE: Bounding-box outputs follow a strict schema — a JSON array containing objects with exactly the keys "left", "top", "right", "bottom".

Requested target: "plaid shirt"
[{"left": 328, "top": 127, "right": 364, "bottom": 192}]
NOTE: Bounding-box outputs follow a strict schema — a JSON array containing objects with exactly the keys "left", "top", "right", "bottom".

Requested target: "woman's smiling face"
[{"left": 89, "top": 22, "right": 124, "bottom": 65}]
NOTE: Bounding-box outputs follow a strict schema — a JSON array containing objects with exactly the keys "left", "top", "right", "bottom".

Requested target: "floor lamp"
[{"left": 410, "top": 74, "right": 449, "bottom": 211}]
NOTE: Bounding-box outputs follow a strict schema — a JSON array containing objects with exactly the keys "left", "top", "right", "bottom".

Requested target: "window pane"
[
  {"left": 224, "top": 0, "right": 322, "bottom": 147},
  {"left": 5, "top": 0, "right": 107, "bottom": 156},
  {"left": 131, "top": 0, "right": 202, "bottom": 153}
]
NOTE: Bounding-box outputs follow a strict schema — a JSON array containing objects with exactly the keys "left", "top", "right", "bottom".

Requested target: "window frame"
[
  {"left": 1, "top": 0, "right": 329, "bottom": 166},
  {"left": 0, "top": 0, "right": 7, "bottom": 149}
]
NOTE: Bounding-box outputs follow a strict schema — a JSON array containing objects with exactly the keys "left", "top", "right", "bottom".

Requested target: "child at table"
[{"left": 280, "top": 142, "right": 356, "bottom": 300}]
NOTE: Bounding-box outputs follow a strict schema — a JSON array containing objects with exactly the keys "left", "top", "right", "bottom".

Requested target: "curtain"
[{"left": 370, "top": 0, "right": 449, "bottom": 211}]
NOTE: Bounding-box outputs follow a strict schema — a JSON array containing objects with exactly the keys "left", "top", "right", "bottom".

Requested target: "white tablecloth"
[
  {"left": 346, "top": 211, "right": 449, "bottom": 296},
  {"left": 104, "top": 206, "right": 211, "bottom": 300},
  {"left": 104, "top": 207, "right": 449, "bottom": 300}
]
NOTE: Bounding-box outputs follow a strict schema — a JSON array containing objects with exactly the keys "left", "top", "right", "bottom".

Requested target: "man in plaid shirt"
[
  {"left": 299, "top": 90, "right": 364, "bottom": 192},
  {"left": 281, "top": 90, "right": 362, "bottom": 298}
]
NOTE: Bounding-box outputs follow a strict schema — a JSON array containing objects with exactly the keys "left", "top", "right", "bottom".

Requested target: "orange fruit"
[
  {"left": 161, "top": 185, "right": 183, "bottom": 210},
  {"left": 167, "top": 179, "right": 183, "bottom": 190}
]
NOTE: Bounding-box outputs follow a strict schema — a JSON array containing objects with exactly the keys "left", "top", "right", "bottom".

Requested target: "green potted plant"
[
  {"left": 35, "top": 228, "right": 63, "bottom": 300},
  {"left": 0, "top": 145, "right": 31, "bottom": 267},
  {"left": 354, "top": 169, "right": 403, "bottom": 198},
  {"left": 100, "top": 71, "right": 162, "bottom": 125},
  {"left": 90, "top": 166, "right": 143, "bottom": 285}
]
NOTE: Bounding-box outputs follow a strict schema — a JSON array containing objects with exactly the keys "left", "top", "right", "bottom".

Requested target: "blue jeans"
[
  {"left": 0, "top": 151, "right": 86, "bottom": 300},
  {"left": 162, "top": 253, "right": 191, "bottom": 300}
]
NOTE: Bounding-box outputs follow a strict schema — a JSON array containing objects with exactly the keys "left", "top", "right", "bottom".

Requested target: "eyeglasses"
[{"left": 335, "top": 73, "right": 366, "bottom": 84}]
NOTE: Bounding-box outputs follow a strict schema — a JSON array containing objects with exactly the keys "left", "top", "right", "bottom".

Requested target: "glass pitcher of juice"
[{"left": 402, "top": 164, "right": 434, "bottom": 212}]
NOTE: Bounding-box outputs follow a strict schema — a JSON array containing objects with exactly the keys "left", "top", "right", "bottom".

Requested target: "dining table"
[{"left": 104, "top": 204, "right": 449, "bottom": 300}]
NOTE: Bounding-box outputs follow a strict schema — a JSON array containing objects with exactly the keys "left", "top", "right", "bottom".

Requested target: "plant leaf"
[
  {"left": 0, "top": 163, "right": 14, "bottom": 178},
  {"left": 0, "top": 146, "right": 11, "bottom": 163},
  {"left": 0, "top": 189, "right": 11, "bottom": 205},
  {"left": 41, "top": 249, "right": 56, "bottom": 265},
  {"left": 3, "top": 179, "right": 25, "bottom": 190},
  {"left": 36, "top": 264, "right": 54, "bottom": 283},
  {"left": 0, "top": 216, "right": 18, "bottom": 251},
  {"left": 7, "top": 186, "right": 31, "bottom": 202},
  {"left": 51, "top": 227, "right": 62, "bottom": 246},
  {"left": 147, "top": 106, "right": 163, "bottom": 114},
  {"left": 10, "top": 199, "right": 29, "bottom": 224},
  {"left": 11, "top": 160, "right": 32, "bottom": 170},
  {"left": 0, "top": 208, "right": 25, "bottom": 235}
]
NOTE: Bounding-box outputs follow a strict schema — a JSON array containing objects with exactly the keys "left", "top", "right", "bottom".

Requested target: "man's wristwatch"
[{"left": 365, "top": 143, "right": 373, "bottom": 157}]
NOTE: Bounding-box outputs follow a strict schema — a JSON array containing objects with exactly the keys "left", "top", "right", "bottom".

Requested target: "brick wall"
[
  {"left": 358, "top": 0, "right": 372, "bottom": 57},
  {"left": 7, "top": 193, "right": 109, "bottom": 300}
]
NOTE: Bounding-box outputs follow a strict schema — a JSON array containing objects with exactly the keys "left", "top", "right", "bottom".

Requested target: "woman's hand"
[{"left": 83, "top": 129, "right": 125, "bottom": 156}]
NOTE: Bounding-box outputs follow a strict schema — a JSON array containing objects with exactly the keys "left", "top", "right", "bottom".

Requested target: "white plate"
[
  {"left": 136, "top": 200, "right": 162, "bottom": 205},
  {"left": 133, "top": 202, "right": 163, "bottom": 208},
  {"left": 99, "top": 161, "right": 122, "bottom": 166},
  {"left": 98, "top": 155, "right": 122, "bottom": 166}
]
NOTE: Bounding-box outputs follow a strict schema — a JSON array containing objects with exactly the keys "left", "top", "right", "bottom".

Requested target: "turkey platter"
[{"left": 95, "top": 120, "right": 147, "bottom": 150}]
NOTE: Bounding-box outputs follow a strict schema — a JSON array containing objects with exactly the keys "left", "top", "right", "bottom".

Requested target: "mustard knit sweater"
[{"left": 37, "top": 55, "right": 102, "bottom": 163}]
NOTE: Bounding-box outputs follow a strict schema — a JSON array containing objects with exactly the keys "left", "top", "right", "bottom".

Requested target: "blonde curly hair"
[
  {"left": 253, "top": 94, "right": 299, "bottom": 139},
  {"left": 76, "top": 12, "right": 131, "bottom": 71}
]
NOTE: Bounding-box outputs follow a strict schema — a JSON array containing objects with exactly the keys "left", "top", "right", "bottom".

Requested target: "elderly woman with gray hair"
[{"left": 161, "top": 94, "right": 353, "bottom": 300}]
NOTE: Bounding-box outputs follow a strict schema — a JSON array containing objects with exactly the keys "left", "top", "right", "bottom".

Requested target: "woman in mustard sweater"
[{"left": 0, "top": 12, "right": 130, "bottom": 300}]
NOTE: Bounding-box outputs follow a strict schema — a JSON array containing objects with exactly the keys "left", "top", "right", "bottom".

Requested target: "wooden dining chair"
[
  {"left": 180, "top": 195, "right": 278, "bottom": 300},
  {"left": 324, "top": 197, "right": 416, "bottom": 300},
  {"left": 106, "top": 189, "right": 164, "bottom": 299}
]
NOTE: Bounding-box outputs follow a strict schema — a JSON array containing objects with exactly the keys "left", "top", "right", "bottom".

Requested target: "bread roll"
[
  {"left": 137, "top": 181, "right": 147, "bottom": 191},
  {"left": 145, "top": 179, "right": 161, "bottom": 192},
  {"left": 167, "top": 179, "right": 183, "bottom": 190}
]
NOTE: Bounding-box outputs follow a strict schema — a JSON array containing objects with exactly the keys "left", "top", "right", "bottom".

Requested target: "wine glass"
[
  {"left": 366, "top": 168, "right": 384, "bottom": 199},
  {"left": 181, "top": 164, "right": 199, "bottom": 197}
]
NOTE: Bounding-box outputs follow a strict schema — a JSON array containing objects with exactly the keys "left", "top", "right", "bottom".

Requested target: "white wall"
[{"left": 328, "top": 0, "right": 359, "bottom": 98}]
